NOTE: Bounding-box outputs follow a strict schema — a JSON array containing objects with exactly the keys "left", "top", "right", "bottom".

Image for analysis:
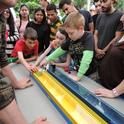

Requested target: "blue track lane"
[{"left": 48, "top": 66, "right": 124, "bottom": 124}]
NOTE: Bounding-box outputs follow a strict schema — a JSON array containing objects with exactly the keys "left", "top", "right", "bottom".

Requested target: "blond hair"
[{"left": 64, "top": 12, "right": 85, "bottom": 29}]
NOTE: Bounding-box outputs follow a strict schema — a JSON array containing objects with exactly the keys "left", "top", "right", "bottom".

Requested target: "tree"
[
  {"left": 73, "top": 0, "right": 87, "bottom": 9},
  {"left": 14, "top": 0, "right": 40, "bottom": 18},
  {"left": 116, "top": 0, "right": 124, "bottom": 11}
]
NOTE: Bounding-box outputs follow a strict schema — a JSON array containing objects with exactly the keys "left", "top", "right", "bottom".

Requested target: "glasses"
[{"left": 4, "top": 10, "right": 10, "bottom": 14}]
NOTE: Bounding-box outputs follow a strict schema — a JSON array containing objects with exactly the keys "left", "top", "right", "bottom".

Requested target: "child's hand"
[
  {"left": 39, "top": 59, "right": 47, "bottom": 67},
  {"left": 68, "top": 73, "right": 81, "bottom": 81},
  {"left": 16, "top": 59, "right": 20, "bottom": 64},
  {"left": 31, "top": 65, "right": 39, "bottom": 73},
  {"left": 26, "top": 64, "right": 38, "bottom": 73},
  {"left": 50, "top": 61, "right": 55, "bottom": 65},
  {"left": 51, "top": 39, "right": 59, "bottom": 48}
]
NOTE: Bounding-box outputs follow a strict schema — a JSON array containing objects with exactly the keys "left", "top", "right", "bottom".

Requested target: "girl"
[
  {"left": 2, "top": 9, "right": 19, "bottom": 57},
  {"left": 35, "top": 28, "right": 71, "bottom": 70},
  {"left": 26, "top": 7, "right": 50, "bottom": 53},
  {"left": 16, "top": 4, "right": 30, "bottom": 38}
]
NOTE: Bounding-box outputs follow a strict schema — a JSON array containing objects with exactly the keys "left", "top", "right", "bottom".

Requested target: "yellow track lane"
[{"left": 33, "top": 70, "right": 108, "bottom": 124}]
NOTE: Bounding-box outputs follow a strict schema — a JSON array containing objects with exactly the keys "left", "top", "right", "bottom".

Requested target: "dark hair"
[
  {"left": 34, "top": 7, "right": 47, "bottom": 24},
  {"left": 46, "top": 3, "right": 57, "bottom": 13},
  {"left": 94, "top": 0, "right": 99, "bottom": 2},
  {"left": 58, "top": 27, "right": 68, "bottom": 39},
  {"left": 19, "top": 4, "right": 30, "bottom": 29},
  {"left": 3, "top": 9, "right": 15, "bottom": 36},
  {"left": 24, "top": 27, "right": 38, "bottom": 40},
  {"left": 59, "top": 0, "right": 71, "bottom": 9}
]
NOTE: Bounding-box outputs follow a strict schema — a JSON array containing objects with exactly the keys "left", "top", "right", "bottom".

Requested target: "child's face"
[
  {"left": 25, "top": 39, "right": 36, "bottom": 49},
  {"left": 47, "top": 10, "right": 57, "bottom": 23},
  {"left": 66, "top": 27, "right": 82, "bottom": 41},
  {"left": 55, "top": 31, "right": 66, "bottom": 45},
  {"left": 35, "top": 10, "right": 44, "bottom": 23}
]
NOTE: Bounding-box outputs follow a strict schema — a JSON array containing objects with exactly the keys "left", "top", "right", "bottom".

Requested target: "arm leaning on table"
[
  {"left": 68, "top": 50, "right": 94, "bottom": 81},
  {"left": 40, "top": 47, "right": 66, "bottom": 66},
  {"left": 94, "top": 80, "right": 124, "bottom": 98}
]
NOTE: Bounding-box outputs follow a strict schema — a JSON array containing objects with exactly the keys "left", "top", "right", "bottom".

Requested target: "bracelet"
[{"left": 112, "top": 88, "right": 119, "bottom": 97}]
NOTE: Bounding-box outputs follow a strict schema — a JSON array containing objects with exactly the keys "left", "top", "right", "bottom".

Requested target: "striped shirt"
[
  {"left": 5, "top": 24, "right": 19, "bottom": 56},
  {"left": 49, "top": 18, "right": 62, "bottom": 41}
]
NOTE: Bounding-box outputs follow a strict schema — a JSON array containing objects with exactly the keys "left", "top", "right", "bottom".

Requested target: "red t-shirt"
[{"left": 11, "top": 39, "right": 39, "bottom": 58}]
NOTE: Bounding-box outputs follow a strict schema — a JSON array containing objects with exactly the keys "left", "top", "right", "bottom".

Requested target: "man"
[
  {"left": 94, "top": 0, "right": 123, "bottom": 59},
  {"left": 92, "top": 0, "right": 101, "bottom": 28},
  {"left": 0, "top": 0, "right": 51, "bottom": 124},
  {"left": 94, "top": 14, "right": 124, "bottom": 98},
  {"left": 59, "top": 0, "right": 94, "bottom": 32},
  {"left": 46, "top": 3, "right": 62, "bottom": 41}
]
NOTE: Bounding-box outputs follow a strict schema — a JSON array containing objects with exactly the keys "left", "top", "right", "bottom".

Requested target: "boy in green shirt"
[{"left": 40, "top": 12, "right": 94, "bottom": 81}]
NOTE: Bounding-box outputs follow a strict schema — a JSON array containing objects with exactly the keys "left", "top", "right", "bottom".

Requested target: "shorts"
[{"left": 0, "top": 77, "right": 15, "bottom": 110}]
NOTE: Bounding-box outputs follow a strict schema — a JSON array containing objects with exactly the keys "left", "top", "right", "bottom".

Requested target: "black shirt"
[
  {"left": 96, "top": 10, "right": 123, "bottom": 49},
  {"left": 61, "top": 31, "right": 94, "bottom": 65},
  {"left": 79, "top": 9, "right": 93, "bottom": 31},
  {"left": 26, "top": 21, "right": 50, "bottom": 53}
]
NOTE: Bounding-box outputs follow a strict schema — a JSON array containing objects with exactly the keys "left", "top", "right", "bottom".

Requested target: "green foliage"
[
  {"left": 73, "top": 0, "right": 87, "bottom": 9},
  {"left": 14, "top": 0, "right": 40, "bottom": 18},
  {"left": 14, "top": 0, "right": 124, "bottom": 19},
  {"left": 26, "top": 2, "right": 41, "bottom": 12},
  {"left": 116, "top": 0, "right": 124, "bottom": 11},
  {"left": 51, "top": 0, "right": 87, "bottom": 9}
]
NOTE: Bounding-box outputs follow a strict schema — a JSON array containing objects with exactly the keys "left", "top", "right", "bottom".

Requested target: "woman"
[
  {"left": 16, "top": 4, "right": 30, "bottom": 38},
  {"left": 26, "top": 7, "right": 50, "bottom": 53},
  {"left": 2, "top": 8, "right": 19, "bottom": 57}
]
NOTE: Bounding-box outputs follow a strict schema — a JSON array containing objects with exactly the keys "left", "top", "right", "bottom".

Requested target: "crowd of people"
[{"left": 0, "top": 0, "right": 124, "bottom": 123}]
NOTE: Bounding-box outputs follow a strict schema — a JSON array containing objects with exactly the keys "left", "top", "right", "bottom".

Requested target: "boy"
[
  {"left": 46, "top": 3, "right": 62, "bottom": 41},
  {"left": 40, "top": 12, "right": 95, "bottom": 81},
  {"left": 10, "top": 27, "right": 39, "bottom": 72}
]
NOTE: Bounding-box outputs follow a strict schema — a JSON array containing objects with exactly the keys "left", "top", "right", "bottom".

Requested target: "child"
[
  {"left": 35, "top": 28, "right": 71, "bottom": 70},
  {"left": 40, "top": 12, "right": 95, "bottom": 81},
  {"left": 10, "top": 27, "right": 39, "bottom": 72}
]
